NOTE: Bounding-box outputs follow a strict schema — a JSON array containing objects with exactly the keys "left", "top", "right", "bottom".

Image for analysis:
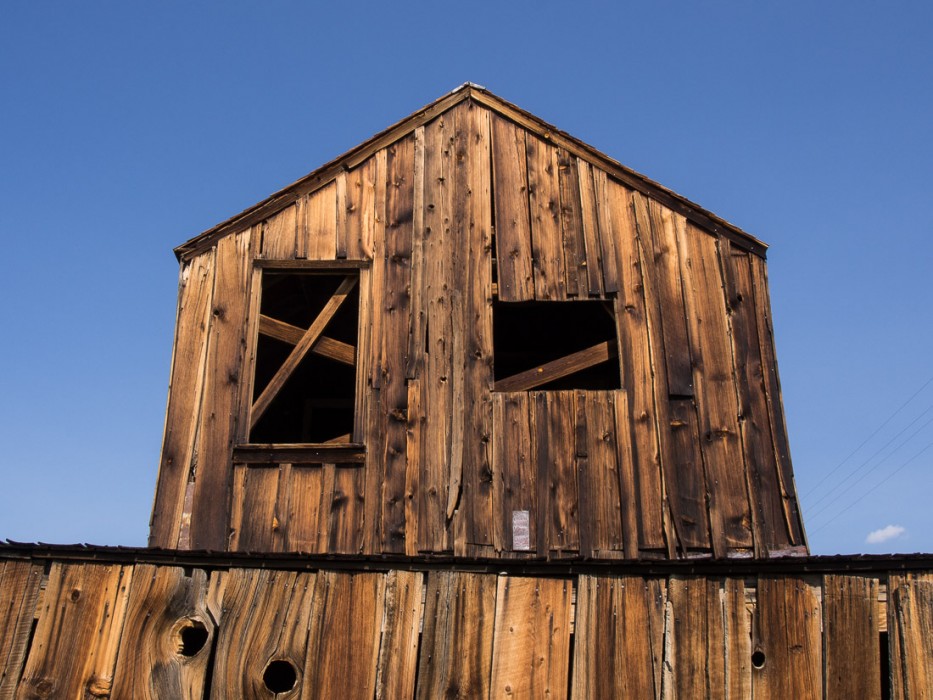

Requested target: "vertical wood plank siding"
[
  {"left": 149, "top": 99, "right": 805, "bottom": 560},
  {"left": 4, "top": 561, "right": 932, "bottom": 698}
]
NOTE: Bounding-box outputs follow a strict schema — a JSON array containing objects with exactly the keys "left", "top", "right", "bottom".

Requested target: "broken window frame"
[{"left": 237, "top": 260, "right": 368, "bottom": 454}]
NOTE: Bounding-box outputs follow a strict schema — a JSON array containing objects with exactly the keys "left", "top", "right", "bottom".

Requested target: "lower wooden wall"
[{"left": 1, "top": 555, "right": 931, "bottom": 699}]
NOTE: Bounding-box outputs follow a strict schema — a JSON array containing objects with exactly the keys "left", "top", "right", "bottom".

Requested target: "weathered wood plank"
[
  {"left": 329, "top": 463, "right": 365, "bottom": 554},
  {"left": 727, "top": 247, "right": 791, "bottom": 553},
  {"left": 608, "top": 183, "right": 665, "bottom": 551},
  {"left": 380, "top": 133, "right": 415, "bottom": 553},
  {"left": 750, "top": 255, "right": 806, "bottom": 547},
  {"left": 404, "top": 379, "right": 423, "bottom": 556},
  {"left": 285, "top": 465, "right": 329, "bottom": 553},
  {"left": 526, "top": 132, "right": 565, "bottom": 300},
  {"left": 539, "top": 391, "right": 579, "bottom": 553},
  {"left": 406, "top": 125, "right": 426, "bottom": 379},
  {"left": 490, "top": 576, "right": 572, "bottom": 699},
  {"left": 149, "top": 251, "right": 215, "bottom": 548},
  {"left": 678, "top": 220, "right": 752, "bottom": 552},
  {"left": 592, "top": 167, "right": 619, "bottom": 293},
  {"left": 303, "top": 572, "right": 384, "bottom": 700},
  {"left": 888, "top": 573, "right": 933, "bottom": 700},
  {"left": 300, "top": 181, "right": 337, "bottom": 260},
  {"left": 491, "top": 114, "right": 534, "bottom": 301},
  {"left": 18, "top": 563, "right": 132, "bottom": 699},
  {"left": 461, "top": 101, "right": 495, "bottom": 549},
  {"left": 344, "top": 159, "right": 369, "bottom": 260},
  {"left": 668, "top": 398, "right": 712, "bottom": 549},
  {"left": 577, "top": 158, "right": 605, "bottom": 297},
  {"left": 571, "top": 575, "right": 666, "bottom": 698},
  {"left": 210, "top": 568, "right": 315, "bottom": 697},
  {"left": 258, "top": 315, "right": 355, "bottom": 365},
  {"left": 229, "top": 464, "right": 281, "bottom": 552},
  {"left": 822, "top": 574, "right": 881, "bottom": 699},
  {"left": 557, "top": 148, "right": 587, "bottom": 297},
  {"left": 261, "top": 204, "right": 297, "bottom": 259},
  {"left": 369, "top": 149, "right": 388, "bottom": 389},
  {"left": 493, "top": 340, "right": 617, "bottom": 392},
  {"left": 666, "top": 576, "right": 726, "bottom": 698},
  {"left": 0, "top": 561, "right": 42, "bottom": 698},
  {"left": 110, "top": 565, "right": 214, "bottom": 700},
  {"left": 578, "top": 391, "right": 623, "bottom": 555},
  {"left": 492, "top": 393, "right": 536, "bottom": 553},
  {"left": 723, "top": 577, "right": 752, "bottom": 699},
  {"left": 417, "top": 571, "right": 496, "bottom": 700},
  {"left": 335, "top": 171, "right": 348, "bottom": 259},
  {"left": 375, "top": 570, "right": 423, "bottom": 700},
  {"left": 189, "top": 229, "right": 253, "bottom": 551},
  {"left": 420, "top": 110, "right": 456, "bottom": 553},
  {"left": 753, "top": 576, "right": 822, "bottom": 700},
  {"left": 612, "top": 389, "right": 641, "bottom": 557}
]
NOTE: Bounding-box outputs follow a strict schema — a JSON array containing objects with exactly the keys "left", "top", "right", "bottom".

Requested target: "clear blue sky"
[{"left": 2, "top": 2, "right": 930, "bottom": 555}]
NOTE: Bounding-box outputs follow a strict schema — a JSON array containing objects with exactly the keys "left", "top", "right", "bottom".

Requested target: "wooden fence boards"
[
  {"left": 888, "top": 573, "right": 933, "bottom": 700},
  {"left": 0, "top": 561, "right": 42, "bottom": 698},
  {"left": 753, "top": 576, "right": 822, "bottom": 700},
  {"left": 210, "top": 568, "right": 315, "bottom": 697},
  {"left": 18, "top": 563, "right": 132, "bottom": 699},
  {"left": 490, "top": 576, "right": 573, "bottom": 699},
  {"left": 417, "top": 571, "right": 497, "bottom": 699},
  {"left": 822, "top": 574, "right": 881, "bottom": 699},
  {"left": 110, "top": 565, "right": 213, "bottom": 700}
]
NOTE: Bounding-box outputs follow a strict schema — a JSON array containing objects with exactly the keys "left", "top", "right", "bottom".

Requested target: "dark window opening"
[
  {"left": 492, "top": 300, "right": 620, "bottom": 391},
  {"left": 880, "top": 631, "right": 890, "bottom": 699},
  {"left": 249, "top": 272, "right": 359, "bottom": 444}
]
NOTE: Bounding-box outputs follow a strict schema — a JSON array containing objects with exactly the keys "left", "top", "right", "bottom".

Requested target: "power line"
[{"left": 803, "top": 375, "right": 933, "bottom": 498}]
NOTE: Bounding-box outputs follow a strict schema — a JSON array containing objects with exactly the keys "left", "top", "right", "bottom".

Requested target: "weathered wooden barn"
[{"left": 1, "top": 85, "right": 931, "bottom": 698}]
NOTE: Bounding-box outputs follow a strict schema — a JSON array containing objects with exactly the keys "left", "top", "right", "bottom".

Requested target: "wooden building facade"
[{"left": 149, "top": 84, "right": 805, "bottom": 561}]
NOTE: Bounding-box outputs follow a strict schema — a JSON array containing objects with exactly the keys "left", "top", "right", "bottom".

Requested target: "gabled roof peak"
[{"left": 174, "top": 86, "right": 766, "bottom": 261}]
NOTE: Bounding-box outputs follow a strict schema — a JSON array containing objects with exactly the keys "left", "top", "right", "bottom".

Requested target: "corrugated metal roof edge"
[
  {"left": 3, "top": 541, "right": 931, "bottom": 577},
  {"left": 174, "top": 84, "right": 768, "bottom": 262}
]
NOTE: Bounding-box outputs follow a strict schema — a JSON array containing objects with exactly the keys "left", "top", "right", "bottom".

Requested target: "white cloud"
[{"left": 866, "top": 524, "right": 906, "bottom": 544}]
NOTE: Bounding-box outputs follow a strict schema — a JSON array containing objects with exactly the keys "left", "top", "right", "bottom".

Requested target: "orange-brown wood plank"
[
  {"left": 18, "top": 563, "right": 132, "bottom": 699},
  {"left": 0, "top": 561, "right": 43, "bottom": 697},
  {"left": 723, "top": 577, "right": 752, "bottom": 698},
  {"left": 492, "top": 392, "right": 536, "bottom": 553},
  {"left": 665, "top": 576, "right": 727, "bottom": 698},
  {"left": 577, "top": 158, "right": 605, "bottom": 297},
  {"left": 328, "top": 464, "right": 365, "bottom": 553},
  {"left": 368, "top": 149, "right": 388, "bottom": 390},
  {"left": 612, "top": 389, "right": 641, "bottom": 557},
  {"left": 888, "top": 573, "right": 933, "bottom": 700},
  {"left": 228, "top": 464, "right": 282, "bottom": 552},
  {"left": 374, "top": 570, "right": 423, "bottom": 700},
  {"left": 644, "top": 200, "right": 694, "bottom": 396},
  {"left": 110, "top": 565, "right": 214, "bottom": 700},
  {"left": 668, "top": 398, "right": 712, "bottom": 549},
  {"left": 608, "top": 182, "right": 664, "bottom": 551},
  {"left": 592, "top": 167, "right": 619, "bottom": 293},
  {"left": 210, "top": 568, "right": 315, "bottom": 697},
  {"left": 822, "top": 574, "right": 881, "bottom": 699},
  {"left": 335, "top": 171, "right": 349, "bottom": 258},
  {"left": 149, "top": 251, "right": 215, "bottom": 548},
  {"left": 678, "top": 220, "right": 752, "bottom": 552},
  {"left": 379, "top": 133, "right": 415, "bottom": 553},
  {"left": 727, "top": 246, "right": 794, "bottom": 553},
  {"left": 753, "top": 576, "right": 822, "bottom": 700},
  {"left": 299, "top": 181, "right": 337, "bottom": 260},
  {"left": 417, "top": 571, "right": 496, "bottom": 700},
  {"left": 345, "top": 157, "right": 376, "bottom": 261},
  {"left": 461, "top": 102, "right": 494, "bottom": 549},
  {"left": 491, "top": 114, "right": 534, "bottom": 301},
  {"left": 493, "top": 340, "right": 617, "bottom": 393},
  {"left": 285, "top": 465, "right": 330, "bottom": 553},
  {"left": 261, "top": 203, "right": 297, "bottom": 259},
  {"left": 303, "top": 572, "right": 384, "bottom": 700},
  {"left": 525, "top": 132, "right": 565, "bottom": 300},
  {"left": 571, "top": 575, "right": 666, "bottom": 698},
  {"left": 419, "top": 111, "right": 456, "bottom": 553},
  {"left": 406, "top": 125, "right": 426, "bottom": 380},
  {"left": 490, "top": 576, "right": 572, "bottom": 699},
  {"left": 189, "top": 229, "right": 254, "bottom": 551},
  {"left": 557, "top": 148, "right": 587, "bottom": 297},
  {"left": 534, "top": 391, "right": 579, "bottom": 554},
  {"left": 750, "top": 255, "right": 806, "bottom": 547},
  {"left": 576, "top": 391, "right": 623, "bottom": 556}
]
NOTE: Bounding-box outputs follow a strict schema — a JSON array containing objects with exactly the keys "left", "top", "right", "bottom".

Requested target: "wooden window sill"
[{"left": 233, "top": 443, "right": 365, "bottom": 465}]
